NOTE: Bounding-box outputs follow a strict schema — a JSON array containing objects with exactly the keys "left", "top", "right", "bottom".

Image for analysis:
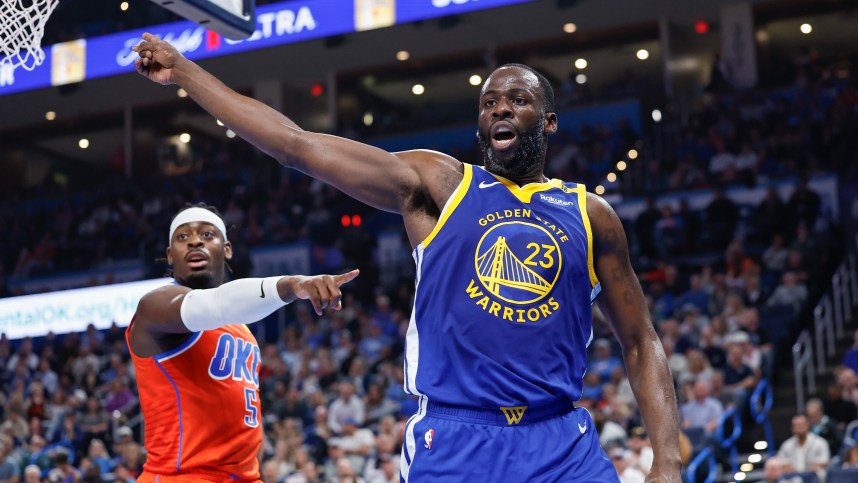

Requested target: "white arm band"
[{"left": 180, "top": 277, "right": 287, "bottom": 332}]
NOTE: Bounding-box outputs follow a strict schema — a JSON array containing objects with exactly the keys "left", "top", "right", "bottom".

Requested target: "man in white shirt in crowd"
[
  {"left": 626, "top": 427, "right": 654, "bottom": 475},
  {"left": 680, "top": 379, "right": 724, "bottom": 435},
  {"left": 330, "top": 418, "right": 375, "bottom": 474},
  {"left": 328, "top": 381, "right": 366, "bottom": 434},
  {"left": 610, "top": 447, "right": 646, "bottom": 483},
  {"left": 776, "top": 415, "right": 830, "bottom": 476}
]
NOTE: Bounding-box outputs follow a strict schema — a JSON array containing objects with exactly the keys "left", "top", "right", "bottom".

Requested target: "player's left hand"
[
  {"left": 280, "top": 270, "right": 360, "bottom": 315},
  {"left": 132, "top": 32, "right": 184, "bottom": 85}
]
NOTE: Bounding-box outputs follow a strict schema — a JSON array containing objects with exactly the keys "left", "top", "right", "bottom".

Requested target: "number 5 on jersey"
[{"left": 244, "top": 388, "right": 259, "bottom": 427}]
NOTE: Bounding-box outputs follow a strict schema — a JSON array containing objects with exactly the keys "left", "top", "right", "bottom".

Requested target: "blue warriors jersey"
[{"left": 404, "top": 163, "right": 600, "bottom": 409}]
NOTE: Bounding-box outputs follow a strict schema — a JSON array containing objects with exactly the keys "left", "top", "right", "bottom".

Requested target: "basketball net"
[{"left": 0, "top": 0, "right": 60, "bottom": 72}]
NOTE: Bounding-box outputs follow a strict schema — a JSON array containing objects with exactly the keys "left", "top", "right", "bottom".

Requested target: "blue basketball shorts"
[{"left": 399, "top": 396, "right": 620, "bottom": 482}]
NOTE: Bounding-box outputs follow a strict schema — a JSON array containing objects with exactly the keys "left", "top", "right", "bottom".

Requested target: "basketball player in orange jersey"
[{"left": 127, "top": 203, "right": 358, "bottom": 482}]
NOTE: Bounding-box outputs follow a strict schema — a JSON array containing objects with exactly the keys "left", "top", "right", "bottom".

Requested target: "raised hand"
[
  {"left": 132, "top": 32, "right": 184, "bottom": 85},
  {"left": 279, "top": 270, "right": 360, "bottom": 315}
]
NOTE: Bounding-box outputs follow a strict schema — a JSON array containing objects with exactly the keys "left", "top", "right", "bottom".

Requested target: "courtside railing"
[{"left": 793, "top": 236, "right": 858, "bottom": 413}]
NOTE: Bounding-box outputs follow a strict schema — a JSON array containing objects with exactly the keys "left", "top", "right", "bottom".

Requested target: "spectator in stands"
[
  {"left": 78, "top": 397, "right": 109, "bottom": 450},
  {"left": 734, "top": 142, "right": 759, "bottom": 185},
  {"left": 705, "top": 189, "right": 739, "bottom": 250},
  {"left": 0, "top": 440, "right": 19, "bottom": 483},
  {"left": 328, "top": 382, "right": 365, "bottom": 435},
  {"left": 610, "top": 447, "right": 646, "bottom": 483},
  {"left": 766, "top": 272, "right": 808, "bottom": 316},
  {"left": 785, "top": 250, "right": 810, "bottom": 284},
  {"left": 634, "top": 197, "right": 660, "bottom": 261},
  {"left": 676, "top": 275, "right": 710, "bottom": 315},
  {"left": 787, "top": 176, "right": 821, "bottom": 231},
  {"left": 762, "top": 457, "right": 787, "bottom": 483},
  {"left": 658, "top": 319, "right": 693, "bottom": 355},
  {"left": 626, "top": 426, "right": 654, "bottom": 475},
  {"left": 837, "top": 368, "right": 858, "bottom": 407},
  {"left": 709, "top": 143, "right": 737, "bottom": 182},
  {"left": 680, "top": 379, "right": 723, "bottom": 436},
  {"left": 590, "top": 405, "right": 627, "bottom": 449},
  {"left": 708, "top": 275, "right": 730, "bottom": 317},
  {"left": 653, "top": 205, "right": 685, "bottom": 259},
  {"left": 662, "top": 337, "right": 689, "bottom": 383},
  {"left": 33, "top": 359, "right": 58, "bottom": 396},
  {"left": 588, "top": 339, "right": 623, "bottom": 382},
  {"left": 776, "top": 415, "right": 830, "bottom": 475},
  {"left": 8, "top": 338, "right": 38, "bottom": 372},
  {"left": 741, "top": 271, "right": 767, "bottom": 309},
  {"left": 103, "top": 377, "right": 137, "bottom": 417},
  {"left": 699, "top": 326, "right": 726, "bottom": 370},
  {"left": 683, "top": 349, "right": 715, "bottom": 386},
  {"left": 329, "top": 418, "right": 374, "bottom": 475},
  {"left": 755, "top": 188, "right": 788, "bottom": 245},
  {"left": 843, "top": 329, "right": 858, "bottom": 375},
  {"left": 725, "top": 241, "right": 757, "bottom": 291},
  {"left": 843, "top": 446, "right": 858, "bottom": 469},
  {"left": 363, "top": 384, "right": 398, "bottom": 426},
  {"left": 722, "top": 336, "right": 757, "bottom": 406},
  {"left": 806, "top": 398, "right": 843, "bottom": 455},
  {"left": 762, "top": 234, "right": 789, "bottom": 274},
  {"left": 45, "top": 449, "right": 81, "bottom": 482},
  {"left": 823, "top": 382, "right": 858, "bottom": 428},
  {"left": 87, "top": 438, "right": 113, "bottom": 476}
]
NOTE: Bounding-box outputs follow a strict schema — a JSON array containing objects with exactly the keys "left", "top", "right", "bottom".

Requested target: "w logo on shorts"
[{"left": 500, "top": 406, "right": 527, "bottom": 425}]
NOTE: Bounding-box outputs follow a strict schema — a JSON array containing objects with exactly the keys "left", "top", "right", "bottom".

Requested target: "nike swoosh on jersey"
[
  {"left": 578, "top": 423, "right": 587, "bottom": 434},
  {"left": 479, "top": 181, "right": 502, "bottom": 189},
  {"left": 259, "top": 280, "right": 265, "bottom": 298}
]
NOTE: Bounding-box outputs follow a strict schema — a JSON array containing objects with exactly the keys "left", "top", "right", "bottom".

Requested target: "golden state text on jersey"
[{"left": 403, "top": 164, "right": 601, "bottom": 410}]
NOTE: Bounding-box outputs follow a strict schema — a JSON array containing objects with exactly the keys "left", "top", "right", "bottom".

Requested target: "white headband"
[{"left": 169, "top": 207, "right": 228, "bottom": 244}]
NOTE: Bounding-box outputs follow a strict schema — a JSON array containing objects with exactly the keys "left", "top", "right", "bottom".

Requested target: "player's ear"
[
  {"left": 544, "top": 112, "right": 558, "bottom": 135},
  {"left": 224, "top": 241, "right": 233, "bottom": 261},
  {"left": 166, "top": 245, "right": 174, "bottom": 266}
]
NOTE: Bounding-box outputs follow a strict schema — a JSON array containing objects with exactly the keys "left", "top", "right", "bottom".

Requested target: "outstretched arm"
[
  {"left": 135, "top": 270, "right": 359, "bottom": 336},
  {"left": 588, "top": 193, "right": 681, "bottom": 482},
  {"left": 133, "top": 33, "right": 458, "bottom": 213}
]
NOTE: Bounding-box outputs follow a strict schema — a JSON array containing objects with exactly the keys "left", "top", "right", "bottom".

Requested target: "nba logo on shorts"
[{"left": 424, "top": 429, "right": 435, "bottom": 450}]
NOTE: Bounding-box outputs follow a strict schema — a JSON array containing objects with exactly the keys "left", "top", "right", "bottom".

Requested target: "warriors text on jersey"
[
  {"left": 127, "top": 320, "right": 262, "bottom": 481},
  {"left": 404, "top": 163, "right": 600, "bottom": 409}
]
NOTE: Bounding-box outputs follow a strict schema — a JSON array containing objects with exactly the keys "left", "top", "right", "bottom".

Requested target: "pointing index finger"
[{"left": 334, "top": 269, "right": 360, "bottom": 286}]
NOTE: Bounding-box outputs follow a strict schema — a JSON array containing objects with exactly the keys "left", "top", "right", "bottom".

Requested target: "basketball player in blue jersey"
[{"left": 134, "top": 33, "right": 681, "bottom": 482}]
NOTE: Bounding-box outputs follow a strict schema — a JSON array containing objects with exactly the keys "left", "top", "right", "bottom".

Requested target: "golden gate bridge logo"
[{"left": 474, "top": 221, "right": 562, "bottom": 305}]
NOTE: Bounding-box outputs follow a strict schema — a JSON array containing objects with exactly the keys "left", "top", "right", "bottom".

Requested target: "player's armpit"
[
  {"left": 279, "top": 132, "right": 462, "bottom": 214},
  {"left": 134, "top": 284, "right": 194, "bottom": 335},
  {"left": 586, "top": 193, "right": 651, "bottom": 345}
]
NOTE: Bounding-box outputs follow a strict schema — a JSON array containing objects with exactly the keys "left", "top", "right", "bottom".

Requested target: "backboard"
[{"left": 149, "top": 0, "right": 256, "bottom": 40}]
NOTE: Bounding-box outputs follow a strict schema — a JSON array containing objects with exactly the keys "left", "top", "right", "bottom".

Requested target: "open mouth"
[
  {"left": 186, "top": 252, "right": 209, "bottom": 269},
  {"left": 491, "top": 122, "right": 518, "bottom": 151}
]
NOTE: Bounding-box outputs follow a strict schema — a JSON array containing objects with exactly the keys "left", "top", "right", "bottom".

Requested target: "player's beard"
[
  {"left": 479, "top": 123, "right": 546, "bottom": 179},
  {"left": 183, "top": 271, "right": 217, "bottom": 290}
]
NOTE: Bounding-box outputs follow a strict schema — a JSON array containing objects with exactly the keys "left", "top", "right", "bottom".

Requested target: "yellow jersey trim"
[
  {"left": 483, "top": 168, "right": 565, "bottom": 204},
  {"left": 573, "top": 186, "right": 599, "bottom": 288},
  {"left": 422, "top": 163, "right": 473, "bottom": 248}
]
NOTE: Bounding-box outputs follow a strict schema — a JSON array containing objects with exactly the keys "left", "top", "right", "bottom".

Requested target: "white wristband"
[{"left": 180, "top": 276, "right": 287, "bottom": 332}]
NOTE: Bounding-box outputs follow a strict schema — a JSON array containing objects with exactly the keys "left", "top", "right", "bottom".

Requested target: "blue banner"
[
  {"left": 0, "top": 0, "right": 533, "bottom": 97},
  {"left": 396, "top": 0, "right": 533, "bottom": 24}
]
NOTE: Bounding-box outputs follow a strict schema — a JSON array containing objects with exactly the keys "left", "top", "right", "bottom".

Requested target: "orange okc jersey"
[{"left": 127, "top": 320, "right": 262, "bottom": 482}]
